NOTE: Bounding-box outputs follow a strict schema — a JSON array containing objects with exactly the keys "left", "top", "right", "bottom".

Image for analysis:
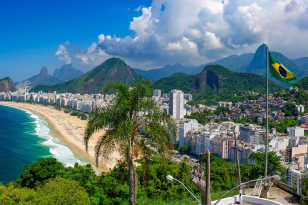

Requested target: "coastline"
[{"left": 0, "top": 102, "right": 121, "bottom": 173}]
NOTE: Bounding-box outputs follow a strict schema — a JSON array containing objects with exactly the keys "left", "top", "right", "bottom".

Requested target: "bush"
[
  {"left": 0, "top": 183, "right": 38, "bottom": 204},
  {"left": 281, "top": 103, "right": 298, "bottom": 117},
  {"left": 35, "top": 177, "right": 90, "bottom": 205},
  {"left": 178, "top": 145, "right": 190, "bottom": 154},
  {"left": 17, "top": 158, "right": 65, "bottom": 188}
]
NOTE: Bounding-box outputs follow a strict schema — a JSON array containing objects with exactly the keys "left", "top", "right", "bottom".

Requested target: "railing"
[{"left": 274, "top": 181, "right": 299, "bottom": 197}]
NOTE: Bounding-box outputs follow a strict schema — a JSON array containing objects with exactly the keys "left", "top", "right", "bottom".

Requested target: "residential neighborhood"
[{"left": 2, "top": 86, "right": 308, "bottom": 196}]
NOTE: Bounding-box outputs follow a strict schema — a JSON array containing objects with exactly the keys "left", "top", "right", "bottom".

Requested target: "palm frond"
[
  {"left": 84, "top": 107, "right": 114, "bottom": 151},
  {"left": 94, "top": 129, "right": 116, "bottom": 167}
]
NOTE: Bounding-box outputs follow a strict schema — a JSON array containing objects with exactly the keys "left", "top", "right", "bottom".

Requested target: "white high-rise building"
[
  {"left": 153, "top": 89, "right": 162, "bottom": 97},
  {"left": 288, "top": 126, "right": 305, "bottom": 137},
  {"left": 169, "top": 89, "right": 185, "bottom": 120}
]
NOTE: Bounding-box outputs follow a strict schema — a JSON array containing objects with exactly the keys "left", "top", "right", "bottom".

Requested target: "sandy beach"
[{"left": 0, "top": 101, "right": 121, "bottom": 172}]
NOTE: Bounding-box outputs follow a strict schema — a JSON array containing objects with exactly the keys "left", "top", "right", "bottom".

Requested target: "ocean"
[{"left": 0, "top": 105, "right": 87, "bottom": 184}]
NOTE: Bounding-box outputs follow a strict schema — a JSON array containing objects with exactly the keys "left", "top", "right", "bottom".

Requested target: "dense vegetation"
[
  {"left": 185, "top": 109, "right": 211, "bottom": 124},
  {"left": 296, "top": 77, "right": 308, "bottom": 90},
  {"left": 281, "top": 103, "right": 299, "bottom": 117},
  {"left": 0, "top": 152, "right": 283, "bottom": 205},
  {"left": 154, "top": 65, "right": 281, "bottom": 105}
]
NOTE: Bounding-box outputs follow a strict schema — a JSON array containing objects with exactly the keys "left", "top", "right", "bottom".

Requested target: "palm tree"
[{"left": 84, "top": 81, "right": 176, "bottom": 205}]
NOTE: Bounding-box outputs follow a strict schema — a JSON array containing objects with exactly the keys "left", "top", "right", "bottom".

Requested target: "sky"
[{"left": 1, "top": 0, "right": 308, "bottom": 81}]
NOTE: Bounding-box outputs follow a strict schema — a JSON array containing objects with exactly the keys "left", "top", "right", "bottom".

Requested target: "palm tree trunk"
[
  {"left": 129, "top": 140, "right": 136, "bottom": 205},
  {"left": 134, "top": 165, "right": 138, "bottom": 202}
]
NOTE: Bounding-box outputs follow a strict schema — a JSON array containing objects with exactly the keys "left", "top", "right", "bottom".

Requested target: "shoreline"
[{"left": 0, "top": 102, "right": 121, "bottom": 173}]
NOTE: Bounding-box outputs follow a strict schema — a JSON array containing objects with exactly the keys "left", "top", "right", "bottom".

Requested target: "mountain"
[
  {"left": 0, "top": 77, "right": 16, "bottom": 92},
  {"left": 134, "top": 64, "right": 203, "bottom": 81},
  {"left": 53, "top": 64, "right": 83, "bottom": 82},
  {"left": 154, "top": 65, "right": 281, "bottom": 104},
  {"left": 32, "top": 58, "right": 145, "bottom": 93},
  {"left": 207, "top": 53, "right": 254, "bottom": 72},
  {"left": 296, "top": 77, "right": 308, "bottom": 90},
  {"left": 246, "top": 44, "right": 305, "bottom": 79},
  {"left": 23, "top": 67, "right": 62, "bottom": 87},
  {"left": 134, "top": 44, "right": 308, "bottom": 82},
  {"left": 294, "top": 57, "right": 308, "bottom": 71}
]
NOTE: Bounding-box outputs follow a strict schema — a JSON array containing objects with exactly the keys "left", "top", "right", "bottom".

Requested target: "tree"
[
  {"left": 186, "top": 110, "right": 211, "bottom": 124},
  {"left": 302, "top": 175, "right": 308, "bottom": 205},
  {"left": 276, "top": 117, "right": 299, "bottom": 133},
  {"left": 84, "top": 81, "right": 176, "bottom": 205},
  {"left": 214, "top": 107, "right": 230, "bottom": 115},
  {"left": 178, "top": 145, "right": 190, "bottom": 154},
  {"left": 248, "top": 152, "right": 283, "bottom": 177},
  {"left": 17, "top": 158, "right": 64, "bottom": 188},
  {"left": 36, "top": 177, "right": 90, "bottom": 205},
  {"left": 0, "top": 183, "right": 37, "bottom": 204},
  {"left": 281, "top": 103, "right": 298, "bottom": 117}
]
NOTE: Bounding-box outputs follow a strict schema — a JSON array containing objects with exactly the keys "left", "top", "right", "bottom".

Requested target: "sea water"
[{"left": 0, "top": 105, "right": 87, "bottom": 184}]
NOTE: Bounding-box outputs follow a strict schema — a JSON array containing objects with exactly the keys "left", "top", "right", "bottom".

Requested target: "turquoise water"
[{"left": 0, "top": 105, "right": 86, "bottom": 184}]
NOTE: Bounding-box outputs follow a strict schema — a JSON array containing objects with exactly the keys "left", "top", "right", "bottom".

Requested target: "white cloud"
[
  {"left": 57, "top": 0, "right": 308, "bottom": 69},
  {"left": 55, "top": 42, "right": 72, "bottom": 64},
  {"left": 76, "top": 42, "right": 111, "bottom": 65}
]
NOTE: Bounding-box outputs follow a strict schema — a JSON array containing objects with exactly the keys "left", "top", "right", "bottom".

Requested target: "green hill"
[
  {"left": 154, "top": 65, "right": 281, "bottom": 104},
  {"left": 32, "top": 58, "right": 144, "bottom": 93},
  {"left": 0, "top": 77, "right": 16, "bottom": 92},
  {"left": 296, "top": 77, "right": 308, "bottom": 90},
  {"left": 208, "top": 53, "right": 254, "bottom": 73},
  {"left": 134, "top": 64, "right": 203, "bottom": 81}
]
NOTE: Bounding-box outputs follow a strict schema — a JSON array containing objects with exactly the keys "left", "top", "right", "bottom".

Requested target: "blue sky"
[
  {"left": 0, "top": 0, "right": 151, "bottom": 81},
  {"left": 1, "top": 0, "right": 308, "bottom": 81}
]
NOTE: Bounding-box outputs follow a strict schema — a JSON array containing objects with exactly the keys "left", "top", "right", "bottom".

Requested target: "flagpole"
[{"left": 265, "top": 44, "right": 269, "bottom": 177}]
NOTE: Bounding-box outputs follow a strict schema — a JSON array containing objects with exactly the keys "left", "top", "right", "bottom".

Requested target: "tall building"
[
  {"left": 153, "top": 89, "right": 162, "bottom": 97},
  {"left": 169, "top": 89, "right": 185, "bottom": 120},
  {"left": 288, "top": 127, "right": 305, "bottom": 137}
]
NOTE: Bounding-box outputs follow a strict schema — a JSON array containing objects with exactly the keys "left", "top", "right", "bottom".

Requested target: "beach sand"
[{"left": 0, "top": 101, "right": 121, "bottom": 172}]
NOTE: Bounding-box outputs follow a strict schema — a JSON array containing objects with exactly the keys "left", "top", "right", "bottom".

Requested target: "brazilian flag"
[{"left": 269, "top": 52, "right": 296, "bottom": 85}]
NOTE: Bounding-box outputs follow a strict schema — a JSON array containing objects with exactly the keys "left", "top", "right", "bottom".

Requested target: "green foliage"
[
  {"left": 185, "top": 110, "right": 211, "bottom": 124},
  {"left": 296, "top": 77, "right": 308, "bottom": 90},
  {"left": 235, "top": 117, "right": 258, "bottom": 124},
  {"left": 5, "top": 154, "right": 272, "bottom": 205},
  {"left": 178, "top": 145, "right": 190, "bottom": 154},
  {"left": 302, "top": 175, "right": 308, "bottom": 205},
  {"left": 214, "top": 107, "right": 230, "bottom": 115},
  {"left": 248, "top": 152, "right": 284, "bottom": 177},
  {"left": 71, "top": 111, "right": 88, "bottom": 120},
  {"left": 294, "top": 90, "right": 308, "bottom": 105},
  {"left": 17, "top": 158, "right": 65, "bottom": 188},
  {"left": 282, "top": 103, "right": 299, "bottom": 117},
  {"left": 154, "top": 65, "right": 281, "bottom": 105},
  {"left": 35, "top": 177, "right": 90, "bottom": 205},
  {"left": 261, "top": 118, "right": 299, "bottom": 133},
  {"left": 153, "top": 73, "right": 196, "bottom": 94},
  {"left": 0, "top": 183, "right": 37, "bottom": 205},
  {"left": 276, "top": 118, "right": 299, "bottom": 133}
]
